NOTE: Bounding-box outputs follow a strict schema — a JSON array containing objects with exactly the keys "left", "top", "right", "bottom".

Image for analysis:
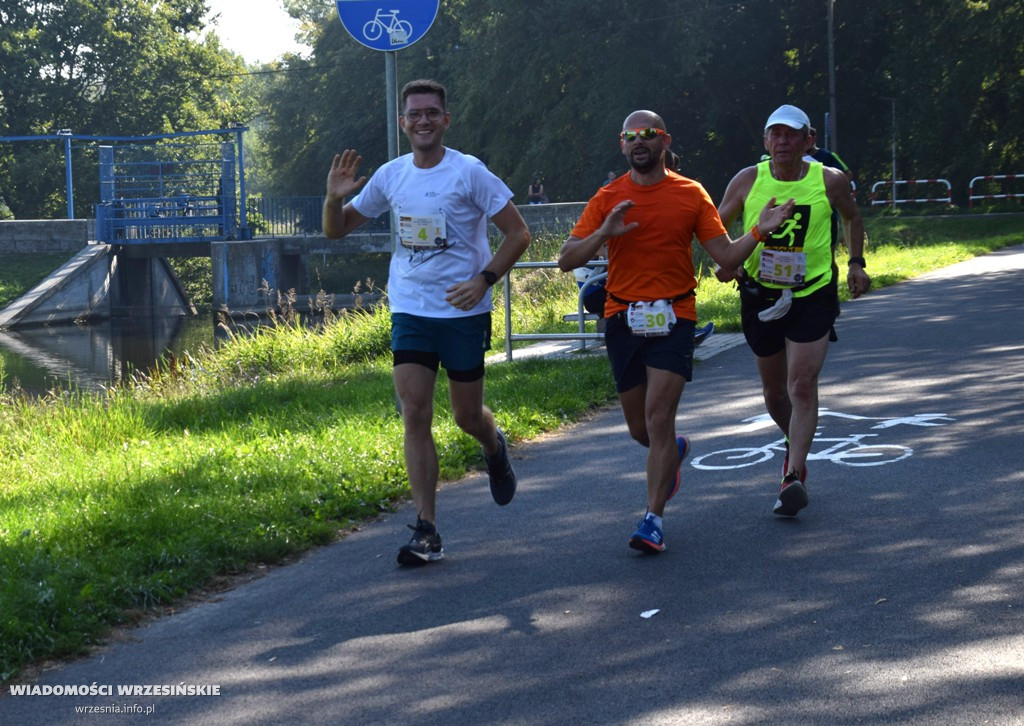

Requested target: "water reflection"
[{"left": 0, "top": 315, "right": 216, "bottom": 395}]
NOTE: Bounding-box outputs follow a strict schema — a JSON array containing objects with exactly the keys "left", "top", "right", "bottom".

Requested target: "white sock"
[{"left": 646, "top": 512, "right": 663, "bottom": 529}]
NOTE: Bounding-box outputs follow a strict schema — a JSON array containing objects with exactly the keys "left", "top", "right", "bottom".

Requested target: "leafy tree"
[
  {"left": 5, "top": 0, "right": 1024, "bottom": 217},
  {"left": 865, "top": 0, "right": 1024, "bottom": 203},
  {"left": 0, "top": 0, "right": 251, "bottom": 218}
]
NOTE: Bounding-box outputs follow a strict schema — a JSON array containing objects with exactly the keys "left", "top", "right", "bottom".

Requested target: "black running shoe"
[
  {"left": 773, "top": 471, "right": 809, "bottom": 517},
  {"left": 396, "top": 518, "right": 443, "bottom": 565},
  {"left": 484, "top": 428, "right": 517, "bottom": 506}
]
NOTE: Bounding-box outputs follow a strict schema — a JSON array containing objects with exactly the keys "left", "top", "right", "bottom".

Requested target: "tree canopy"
[
  {"left": 3, "top": 0, "right": 1023, "bottom": 215},
  {"left": 0, "top": 0, "right": 251, "bottom": 217},
  {"left": 256, "top": 0, "right": 1024, "bottom": 207}
]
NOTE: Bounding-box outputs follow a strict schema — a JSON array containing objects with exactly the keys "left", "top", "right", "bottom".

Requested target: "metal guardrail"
[
  {"left": 500, "top": 259, "right": 607, "bottom": 362},
  {"left": 968, "top": 174, "right": 1024, "bottom": 208},
  {"left": 249, "top": 196, "right": 389, "bottom": 236},
  {"left": 869, "top": 178, "right": 952, "bottom": 206}
]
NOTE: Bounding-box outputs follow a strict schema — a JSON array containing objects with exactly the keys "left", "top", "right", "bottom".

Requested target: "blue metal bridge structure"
[
  {"left": 1, "top": 126, "right": 251, "bottom": 247},
  {"left": 0, "top": 126, "right": 398, "bottom": 321},
  {"left": 1, "top": 126, "right": 393, "bottom": 244},
  {"left": 95, "top": 136, "right": 239, "bottom": 245}
]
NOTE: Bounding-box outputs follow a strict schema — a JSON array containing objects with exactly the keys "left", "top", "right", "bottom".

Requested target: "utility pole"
[
  {"left": 881, "top": 97, "right": 897, "bottom": 207},
  {"left": 828, "top": 0, "right": 837, "bottom": 151}
]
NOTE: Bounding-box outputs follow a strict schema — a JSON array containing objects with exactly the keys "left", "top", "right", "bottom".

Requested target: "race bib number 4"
[
  {"left": 399, "top": 213, "right": 448, "bottom": 250},
  {"left": 759, "top": 247, "right": 807, "bottom": 286},
  {"left": 627, "top": 299, "right": 677, "bottom": 337}
]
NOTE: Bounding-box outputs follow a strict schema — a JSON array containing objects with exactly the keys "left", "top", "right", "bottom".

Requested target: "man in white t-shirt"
[{"left": 322, "top": 79, "right": 531, "bottom": 566}]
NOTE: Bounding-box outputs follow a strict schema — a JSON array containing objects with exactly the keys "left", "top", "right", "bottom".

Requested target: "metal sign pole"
[
  {"left": 58, "top": 130, "right": 74, "bottom": 219},
  {"left": 386, "top": 51, "right": 399, "bottom": 160},
  {"left": 827, "top": 0, "right": 837, "bottom": 152}
]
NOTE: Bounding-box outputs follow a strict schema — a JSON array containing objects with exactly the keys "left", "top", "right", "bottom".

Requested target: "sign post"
[{"left": 336, "top": 1, "right": 440, "bottom": 160}]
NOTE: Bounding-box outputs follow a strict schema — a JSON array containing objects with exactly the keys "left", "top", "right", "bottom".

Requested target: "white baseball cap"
[{"left": 764, "top": 104, "right": 810, "bottom": 131}]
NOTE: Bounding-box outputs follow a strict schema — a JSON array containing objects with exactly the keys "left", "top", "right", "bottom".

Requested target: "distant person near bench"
[
  {"left": 558, "top": 109, "right": 794, "bottom": 556},
  {"left": 526, "top": 176, "right": 547, "bottom": 204}
]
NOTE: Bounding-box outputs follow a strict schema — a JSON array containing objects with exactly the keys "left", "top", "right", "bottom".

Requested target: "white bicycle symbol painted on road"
[
  {"left": 691, "top": 410, "right": 955, "bottom": 470},
  {"left": 363, "top": 9, "right": 413, "bottom": 44}
]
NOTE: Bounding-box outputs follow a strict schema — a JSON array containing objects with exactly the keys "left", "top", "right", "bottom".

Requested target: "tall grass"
[{"left": 0, "top": 292, "right": 614, "bottom": 681}]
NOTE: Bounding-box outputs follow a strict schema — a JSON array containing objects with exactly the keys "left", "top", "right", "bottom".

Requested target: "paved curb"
[{"left": 487, "top": 330, "right": 746, "bottom": 364}]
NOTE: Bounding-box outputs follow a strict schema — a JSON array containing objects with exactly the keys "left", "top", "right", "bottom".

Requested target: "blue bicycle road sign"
[{"left": 336, "top": 1, "right": 439, "bottom": 52}]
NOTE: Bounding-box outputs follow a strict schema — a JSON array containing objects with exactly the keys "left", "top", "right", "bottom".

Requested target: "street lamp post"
[
  {"left": 828, "top": 0, "right": 837, "bottom": 151},
  {"left": 881, "top": 97, "right": 897, "bottom": 207}
]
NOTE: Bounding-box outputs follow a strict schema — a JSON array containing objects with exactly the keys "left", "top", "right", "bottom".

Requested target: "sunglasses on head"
[{"left": 620, "top": 127, "right": 667, "bottom": 141}]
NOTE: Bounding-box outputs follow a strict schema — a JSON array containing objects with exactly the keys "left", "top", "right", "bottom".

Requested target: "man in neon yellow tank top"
[{"left": 718, "top": 104, "right": 870, "bottom": 517}]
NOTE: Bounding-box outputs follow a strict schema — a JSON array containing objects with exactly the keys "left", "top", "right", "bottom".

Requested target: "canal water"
[
  {"left": 0, "top": 314, "right": 222, "bottom": 395},
  {"left": 0, "top": 252, "right": 393, "bottom": 396}
]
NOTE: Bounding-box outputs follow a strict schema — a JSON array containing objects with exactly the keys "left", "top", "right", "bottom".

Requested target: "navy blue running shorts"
[
  {"left": 391, "top": 312, "right": 491, "bottom": 382},
  {"left": 604, "top": 314, "right": 695, "bottom": 393}
]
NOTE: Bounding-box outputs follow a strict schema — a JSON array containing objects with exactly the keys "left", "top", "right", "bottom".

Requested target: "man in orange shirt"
[{"left": 558, "top": 109, "right": 793, "bottom": 554}]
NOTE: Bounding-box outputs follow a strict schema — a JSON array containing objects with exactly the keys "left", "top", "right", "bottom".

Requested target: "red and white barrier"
[
  {"left": 968, "top": 174, "right": 1024, "bottom": 208},
  {"left": 870, "top": 178, "right": 952, "bottom": 206}
]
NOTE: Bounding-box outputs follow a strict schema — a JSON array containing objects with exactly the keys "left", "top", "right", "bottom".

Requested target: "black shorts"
[
  {"left": 604, "top": 314, "right": 695, "bottom": 393},
  {"left": 740, "top": 274, "right": 840, "bottom": 357}
]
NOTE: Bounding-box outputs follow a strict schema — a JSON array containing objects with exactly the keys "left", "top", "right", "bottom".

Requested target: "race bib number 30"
[
  {"left": 759, "top": 247, "right": 807, "bottom": 286},
  {"left": 627, "top": 299, "right": 677, "bottom": 337},
  {"left": 399, "top": 213, "right": 448, "bottom": 250}
]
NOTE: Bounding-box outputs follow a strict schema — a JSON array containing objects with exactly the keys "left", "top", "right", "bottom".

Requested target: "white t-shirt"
[{"left": 352, "top": 147, "right": 514, "bottom": 318}]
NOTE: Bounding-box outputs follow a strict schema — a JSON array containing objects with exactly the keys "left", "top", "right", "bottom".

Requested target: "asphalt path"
[{"left": 4, "top": 246, "right": 1023, "bottom": 725}]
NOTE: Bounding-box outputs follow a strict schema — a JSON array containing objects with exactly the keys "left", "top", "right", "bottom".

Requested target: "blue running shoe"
[
  {"left": 668, "top": 435, "right": 691, "bottom": 501},
  {"left": 629, "top": 513, "right": 666, "bottom": 554},
  {"left": 694, "top": 321, "right": 715, "bottom": 348}
]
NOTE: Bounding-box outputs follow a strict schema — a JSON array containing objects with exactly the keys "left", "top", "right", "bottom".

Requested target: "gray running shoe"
[
  {"left": 397, "top": 518, "right": 443, "bottom": 565},
  {"left": 484, "top": 428, "right": 517, "bottom": 505}
]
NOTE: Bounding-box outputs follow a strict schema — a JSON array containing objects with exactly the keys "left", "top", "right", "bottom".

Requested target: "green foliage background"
[
  {"left": 256, "top": 0, "right": 1024, "bottom": 207},
  {"left": 3, "top": 1, "right": 1023, "bottom": 217},
  {"left": 0, "top": 0, "right": 252, "bottom": 218}
]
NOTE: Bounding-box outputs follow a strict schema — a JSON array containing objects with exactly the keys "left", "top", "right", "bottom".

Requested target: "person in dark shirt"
[{"left": 806, "top": 127, "right": 855, "bottom": 250}]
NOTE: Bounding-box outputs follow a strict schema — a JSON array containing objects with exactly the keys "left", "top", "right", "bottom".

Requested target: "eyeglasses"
[
  {"left": 620, "top": 127, "right": 667, "bottom": 142},
  {"left": 403, "top": 108, "right": 445, "bottom": 122}
]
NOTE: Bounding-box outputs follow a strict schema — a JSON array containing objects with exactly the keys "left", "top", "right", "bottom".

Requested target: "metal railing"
[
  {"left": 968, "top": 174, "right": 1024, "bottom": 208},
  {"left": 869, "top": 178, "right": 952, "bottom": 206},
  {"left": 500, "top": 259, "right": 607, "bottom": 362},
  {"left": 248, "top": 196, "right": 390, "bottom": 236}
]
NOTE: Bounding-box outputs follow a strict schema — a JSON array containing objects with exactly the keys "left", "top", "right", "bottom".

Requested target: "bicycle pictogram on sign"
[
  {"left": 336, "top": 1, "right": 439, "bottom": 52},
  {"left": 690, "top": 409, "right": 955, "bottom": 470},
  {"left": 363, "top": 9, "right": 413, "bottom": 44}
]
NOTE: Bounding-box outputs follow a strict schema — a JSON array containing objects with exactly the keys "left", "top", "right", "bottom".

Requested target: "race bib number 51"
[{"left": 759, "top": 247, "right": 807, "bottom": 286}]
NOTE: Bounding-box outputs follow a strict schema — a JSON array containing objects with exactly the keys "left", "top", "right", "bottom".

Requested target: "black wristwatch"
[
  {"left": 848, "top": 256, "right": 866, "bottom": 269},
  {"left": 481, "top": 269, "right": 499, "bottom": 286}
]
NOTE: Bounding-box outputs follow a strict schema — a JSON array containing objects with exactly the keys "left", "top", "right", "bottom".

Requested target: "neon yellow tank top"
[{"left": 742, "top": 160, "right": 833, "bottom": 297}]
